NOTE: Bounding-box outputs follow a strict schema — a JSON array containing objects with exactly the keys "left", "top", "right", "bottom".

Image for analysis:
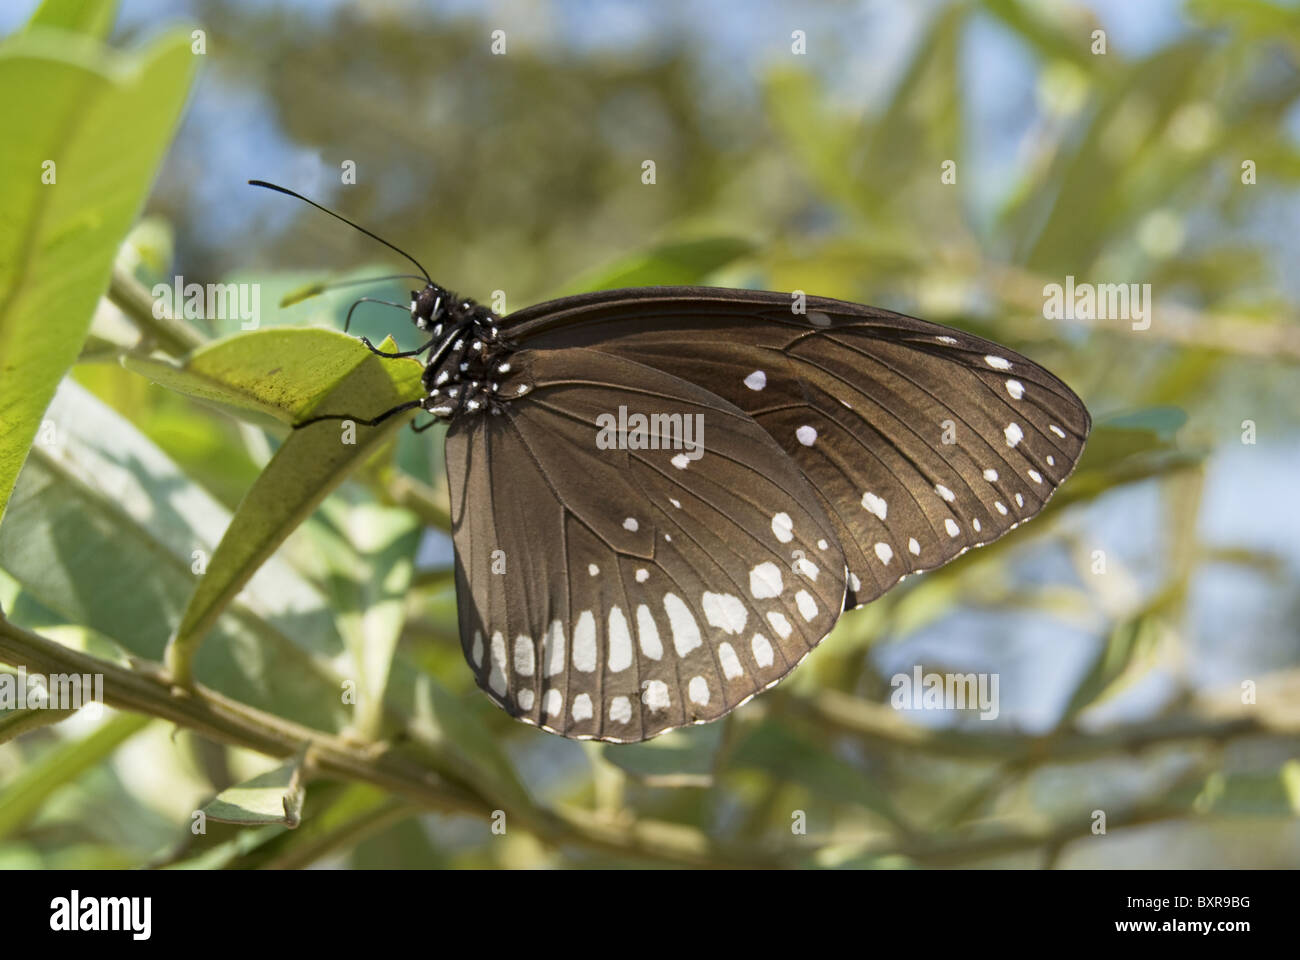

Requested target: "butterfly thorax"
[{"left": 415, "top": 290, "right": 521, "bottom": 420}]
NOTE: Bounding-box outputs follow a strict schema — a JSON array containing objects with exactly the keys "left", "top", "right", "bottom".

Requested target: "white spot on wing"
[
  {"left": 572, "top": 693, "right": 593, "bottom": 722},
  {"left": 513, "top": 635, "right": 534, "bottom": 676},
  {"left": 771, "top": 512, "right": 794, "bottom": 543},
  {"left": 610, "top": 696, "right": 632, "bottom": 724},
  {"left": 688, "top": 676, "right": 710, "bottom": 705},
  {"left": 635, "top": 568, "right": 649, "bottom": 583},
  {"left": 945, "top": 518, "right": 960, "bottom": 537},
  {"left": 752, "top": 633, "right": 775, "bottom": 667},
  {"left": 1028, "top": 469, "right": 1043, "bottom": 484},
  {"left": 642, "top": 680, "right": 670, "bottom": 712},
  {"left": 517, "top": 688, "right": 534, "bottom": 711},
  {"left": 607, "top": 606, "right": 632, "bottom": 672},
  {"left": 985, "top": 355, "right": 1012, "bottom": 370},
  {"left": 749, "top": 562, "right": 784, "bottom": 599},
  {"left": 543, "top": 621, "right": 565, "bottom": 676},
  {"left": 796, "top": 425, "right": 817, "bottom": 446},
  {"left": 1050, "top": 424, "right": 1067, "bottom": 439},
  {"left": 795, "top": 556, "right": 819, "bottom": 581},
  {"left": 861, "top": 491, "right": 888, "bottom": 520},
  {"left": 744, "top": 370, "right": 767, "bottom": 391},
  {"left": 983, "top": 468, "right": 999, "bottom": 482},
  {"left": 671, "top": 453, "right": 690, "bottom": 469},
  {"left": 471, "top": 630, "right": 483, "bottom": 668},
  {"left": 875, "top": 542, "right": 893, "bottom": 564},
  {"left": 488, "top": 632, "right": 508, "bottom": 695},
  {"left": 1005, "top": 422, "right": 1024, "bottom": 447},
  {"left": 1006, "top": 379, "right": 1024, "bottom": 399},
  {"left": 718, "top": 642, "right": 744, "bottom": 680},
  {"left": 544, "top": 689, "right": 562, "bottom": 717},
  {"left": 572, "top": 611, "right": 597, "bottom": 672},
  {"left": 795, "top": 590, "right": 817, "bottom": 621},
  {"left": 908, "top": 537, "right": 920, "bottom": 555},
  {"left": 623, "top": 517, "right": 639, "bottom": 532},
  {"left": 702, "top": 591, "right": 747, "bottom": 635},
  {"left": 635, "top": 604, "right": 662, "bottom": 660},
  {"left": 935, "top": 484, "right": 955, "bottom": 503},
  {"left": 663, "top": 593, "right": 702, "bottom": 656},
  {"left": 766, "top": 611, "right": 793, "bottom": 640}
]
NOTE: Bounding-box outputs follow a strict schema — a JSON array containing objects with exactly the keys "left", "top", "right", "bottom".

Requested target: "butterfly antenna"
[
  {"left": 248, "top": 180, "right": 432, "bottom": 284},
  {"left": 279, "top": 273, "right": 430, "bottom": 308}
]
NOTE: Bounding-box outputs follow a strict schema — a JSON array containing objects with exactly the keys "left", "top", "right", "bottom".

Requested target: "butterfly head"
[{"left": 411, "top": 283, "right": 449, "bottom": 332}]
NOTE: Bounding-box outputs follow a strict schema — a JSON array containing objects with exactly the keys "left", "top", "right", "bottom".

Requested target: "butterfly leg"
[
  {"left": 409, "top": 416, "right": 441, "bottom": 433},
  {"left": 357, "top": 335, "right": 438, "bottom": 359},
  {"left": 293, "top": 397, "right": 425, "bottom": 430}
]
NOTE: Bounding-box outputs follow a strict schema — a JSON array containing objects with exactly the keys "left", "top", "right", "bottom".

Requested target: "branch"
[
  {"left": 0, "top": 612, "right": 790, "bottom": 868},
  {"left": 788, "top": 688, "right": 1293, "bottom": 763},
  {"left": 108, "top": 264, "right": 206, "bottom": 355},
  {"left": 989, "top": 263, "right": 1300, "bottom": 362}
]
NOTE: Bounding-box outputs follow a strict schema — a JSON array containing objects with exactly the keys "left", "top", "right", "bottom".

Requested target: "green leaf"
[
  {"left": 0, "top": 28, "right": 196, "bottom": 525},
  {"left": 1182, "top": 762, "right": 1300, "bottom": 817},
  {"left": 979, "top": 0, "right": 1098, "bottom": 69},
  {"left": 1060, "top": 613, "right": 1164, "bottom": 722},
  {"left": 0, "top": 689, "right": 78, "bottom": 745},
  {"left": 728, "top": 719, "right": 905, "bottom": 829},
  {"left": 0, "top": 710, "right": 149, "bottom": 841},
  {"left": 0, "top": 381, "right": 348, "bottom": 729},
  {"left": 123, "top": 328, "right": 419, "bottom": 429},
  {"left": 388, "top": 662, "right": 535, "bottom": 814},
  {"left": 546, "top": 237, "right": 754, "bottom": 299},
  {"left": 201, "top": 750, "right": 308, "bottom": 828},
  {"left": 298, "top": 496, "right": 421, "bottom": 738},
  {"left": 161, "top": 332, "right": 425, "bottom": 683},
  {"left": 602, "top": 724, "right": 722, "bottom": 782},
  {"left": 229, "top": 783, "right": 415, "bottom": 869},
  {"left": 26, "top": 0, "right": 120, "bottom": 39}
]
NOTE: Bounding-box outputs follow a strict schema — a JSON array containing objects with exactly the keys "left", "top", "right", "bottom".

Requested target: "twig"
[
  {"left": 789, "top": 688, "right": 1292, "bottom": 763},
  {"left": 107, "top": 265, "right": 206, "bottom": 355},
  {"left": 0, "top": 612, "right": 791, "bottom": 868}
]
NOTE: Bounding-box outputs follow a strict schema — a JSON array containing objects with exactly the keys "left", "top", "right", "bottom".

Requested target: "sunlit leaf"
[
  {"left": 202, "top": 750, "right": 307, "bottom": 827},
  {"left": 0, "top": 28, "right": 196, "bottom": 524},
  {"left": 0, "top": 711, "right": 149, "bottom": 841},
  {"left": 0, "top": 381, "right": 348, "bottom": 729}
]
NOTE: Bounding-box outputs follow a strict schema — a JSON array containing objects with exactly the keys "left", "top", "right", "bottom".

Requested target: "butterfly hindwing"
[
  {"left": 505, "top": 287, "right": 1091, "bottom": 608},
  {"left": 445, "top": 346, "right": 846, "bottom": 742}
]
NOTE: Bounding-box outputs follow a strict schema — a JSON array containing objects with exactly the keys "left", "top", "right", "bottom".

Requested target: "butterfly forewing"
[
  {"left": 446, "top": 346, "right": 846, "bottom": 742},
  {"left": 505, "top": 287, "right": 1091, "bottom": 609}
]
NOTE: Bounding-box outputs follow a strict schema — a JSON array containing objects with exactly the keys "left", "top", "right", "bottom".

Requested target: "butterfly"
[{"left": 251, "top": 181, "right": 1091, "bottom": 743}]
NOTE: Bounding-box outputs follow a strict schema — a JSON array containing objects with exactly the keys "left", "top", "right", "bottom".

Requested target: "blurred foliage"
[{"left": 1, "top": 0, "right": 1298, "bottom": 870}]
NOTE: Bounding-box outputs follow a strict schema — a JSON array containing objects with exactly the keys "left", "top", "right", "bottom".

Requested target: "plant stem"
[
  {"left": 788, "top": 687, "right": 1294, "bottom": 762},
  {"left": 108, "top": 265, "right": 206, "bottom": 355},
  {"left": 0, "top": 612, "right": 787, "bottom": 868}
]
